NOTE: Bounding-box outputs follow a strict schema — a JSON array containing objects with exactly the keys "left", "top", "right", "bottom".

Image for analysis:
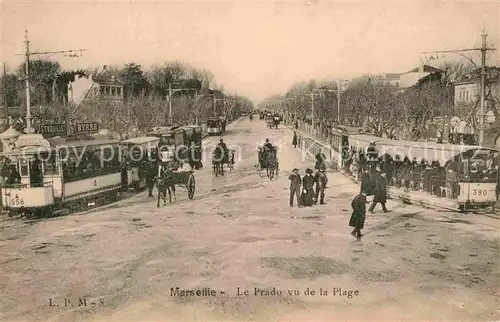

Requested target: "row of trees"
[
  {"left": 0, "top": 60, "right": 254, "bottom": 138},
  {"left": 261, "top": 61, "right": 499, "bottom": 141}
]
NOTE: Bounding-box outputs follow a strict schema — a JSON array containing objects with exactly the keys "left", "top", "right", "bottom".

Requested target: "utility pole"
[
  {"left": 2, "top": 63, "right": 8, "bottom": 126},
  {"left": 213, "top": 95, "right": 224, "bottom": 116},
  {"left": 167, "top": 82, "right": 197, "bottom": 122},
  {"left": 303, "top": 92, "right": 319, "bottom": 133},
  {"left": 23, "top": 30, "right": 34, "bottom": 133},
  {"left": 421, "top": 32, "right": 495, "bottom": 145},
  {"left": 336, "top": 79, "right": 341, "bottom": 124},
  {"left": 19, "top": 29, "right": 87, "bottom": 134},
  {"left": 479, "top": 32, "right": 487, "bottom": 145}
]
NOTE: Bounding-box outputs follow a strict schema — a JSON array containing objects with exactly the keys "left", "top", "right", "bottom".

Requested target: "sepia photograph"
[{"left": 0, "top": 0, "right": 499, "bottom": 321}]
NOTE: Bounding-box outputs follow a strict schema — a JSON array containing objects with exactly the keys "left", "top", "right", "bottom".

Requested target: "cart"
[
  {"left": 255, "top": 145, "right": 279, "bottom": 179},
  {"left": 158, "top": 163, "right": 196, "bottom": 201}
]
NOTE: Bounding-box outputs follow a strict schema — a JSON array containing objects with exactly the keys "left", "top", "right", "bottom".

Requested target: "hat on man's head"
[
  {"left": 292, "top": 168, "right": 299, "bottom": 172},
  {"left": 305, "top": 168, "right": 313, "bottom": 174}
]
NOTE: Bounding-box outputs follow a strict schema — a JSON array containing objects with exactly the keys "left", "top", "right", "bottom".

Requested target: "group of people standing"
[{"left": 288, "top": 153, "right": 328, "bottom": 207}]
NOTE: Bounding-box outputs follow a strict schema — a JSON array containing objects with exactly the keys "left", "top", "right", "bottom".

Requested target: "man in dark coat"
[
  {"left": 314, "top": 168, "right": 327, "bottom": 204},
  {"left": 288, "top": 168, "right": 302, "bottom": 207},
  {"left": 360, "top": 168, "right": 374, "bottom": 203},
  {"left": 349, "top": 191, "right": 367, "bottom": 239},
  {"left": 301, "top": 168, "right": 316, "bottom": 206},
  {"left": 146, "top": 163, "right": 157, "bottom": 197},
  {"left": 368, "top": 171, "right": 389, "bottom": 213},
  {"left": 292, "top": 131, "right": 298, "bottom": 148}
]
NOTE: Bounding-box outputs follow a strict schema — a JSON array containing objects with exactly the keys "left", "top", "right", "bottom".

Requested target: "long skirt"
[
  {"left": 301, "top": 189, "right": 315, "bottom": 206},
  {"left": 349, "top": 211, "right": 365, "bottom": 230}
]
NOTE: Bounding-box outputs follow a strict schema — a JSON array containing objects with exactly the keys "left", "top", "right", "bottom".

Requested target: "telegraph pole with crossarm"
[
  {"left": 422, "top": 32, "right": 496, "bottom": 145},
  {"left": 19, "top": 29, "right": 87, "bottom": 134}
]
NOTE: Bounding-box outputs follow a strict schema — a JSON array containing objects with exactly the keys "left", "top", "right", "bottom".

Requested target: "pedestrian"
[
  {"left": 294, "top": 119, "right": 299, "bottom": 130},
  {"left": 349, "top": 191, "right": 367, "bottom": 239},
  {"left": 368, "top": 171, "right": 389, "bottom": 213},
  {"left": 360, "top": 168, "right": 373, "bottom": 203},
  {"left": 146, "top": 162, "right": 156, "bottom": 197},
  {"left": 301, "top": 168, "right": 316, "bottom": 206},
  {"left": 314, "top": 168, "right": 327, "bottom": 204},
  {"left": 292, "top": 131, "right": 298, "bottom": 148},
  {"left": 288, "top": 168, "right": 302, "bottom": 207}
]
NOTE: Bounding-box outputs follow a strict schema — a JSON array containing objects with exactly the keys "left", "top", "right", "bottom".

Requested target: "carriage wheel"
[{"left": 187, "top": 174, "right": 195, "bottom": 199}]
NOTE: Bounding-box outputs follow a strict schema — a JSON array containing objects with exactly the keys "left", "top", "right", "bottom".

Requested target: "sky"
[{"left": 1, "top": 0, "right": 499, "bottom": 104}]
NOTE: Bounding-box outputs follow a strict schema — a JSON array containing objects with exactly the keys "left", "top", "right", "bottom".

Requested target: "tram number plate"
[
  {"left": 11, "top": 198, "right": 24, "bottom": 206},
  {"left": 472, "top": 189, "right": 487, "bottom": 196}
]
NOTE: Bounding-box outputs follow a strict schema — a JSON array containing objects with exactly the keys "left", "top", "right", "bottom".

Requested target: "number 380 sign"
[{"left": 472, "top": 189, "right": 487, "bottom": 196}]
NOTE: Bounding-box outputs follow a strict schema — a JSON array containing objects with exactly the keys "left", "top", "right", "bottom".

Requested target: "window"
[
  {"left": 465, "top": 91, "right": 469, "bottom": 101},
  {"left": 111, "top": 87, "right": 116, "bottom": 96},
  {"left": 100, "top": 87, "right": 105, "bottom": 95},
  {"left": 117, "top": 87, "right": 122, "bottom": 96},
  {"left": 19, "top": 158, "right": 29, "bottom": 176},
  {"left": 39, "top": 152, "right": 59, "bottom": 175}
]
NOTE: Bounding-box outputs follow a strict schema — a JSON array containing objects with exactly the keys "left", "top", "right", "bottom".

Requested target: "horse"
[
  {"left": 156, "top": 167, "right": 176, "bottom": 207},
  {"left": 266, "top": 151, "right": 277, "bottom": 180},
  {"left": 212, "top": 147, "right": 224, "bottom": 176}
]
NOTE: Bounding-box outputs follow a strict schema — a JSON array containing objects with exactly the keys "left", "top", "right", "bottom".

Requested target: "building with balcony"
[{"left": 67, "top": 74, "right": 123, "bottom": 105}]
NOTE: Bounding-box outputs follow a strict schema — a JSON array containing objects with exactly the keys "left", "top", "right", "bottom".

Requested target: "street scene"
[{"left": 1, "top": 1, "right": 500, "bottom": 321}]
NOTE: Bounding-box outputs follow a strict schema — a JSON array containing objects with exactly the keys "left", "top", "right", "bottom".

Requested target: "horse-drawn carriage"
[
  {"left": 256, "top": 145, "right": 279, "bottom": 179},
  {"left": 156, "top": 161, "right": 196, "bottom": 207},
  {"left": 148, "top": 125, "right": 203, "bottom": 169},
  {"left": 212, "top": 147, "right": 235, "bottom": 177}
]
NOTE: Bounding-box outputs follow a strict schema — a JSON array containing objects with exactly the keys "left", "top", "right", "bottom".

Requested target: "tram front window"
[
  {"left": 19, "top": 158, "right": 29, "bottom": 176},
  {"left": 30, "top": 159, "right": 44, "bottom": 187}
]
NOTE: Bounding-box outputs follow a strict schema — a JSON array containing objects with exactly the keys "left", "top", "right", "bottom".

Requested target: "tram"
[
  {"left": 206, "top": 118, "right": 222, "bottom": 136},
  {"left": 330, "top": 125, "right": 363, "bottom": 171},
  {"left": 120, "top": 136, "right": 160, "bottom": 190},
  {"left": 1, "top": 134, "right": 123, "bottom": 216},
  {"left": 332, "top": 129, "right": 500, "bottom": 211}
]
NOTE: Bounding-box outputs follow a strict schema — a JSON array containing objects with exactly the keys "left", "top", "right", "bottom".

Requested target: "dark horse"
[
  {"left": 157, "top": 166, "right": 176, "bottom": 207},
  {"left": 212, "top": 146, "right": 225, "bottom": 176},
  {"left": 266, "top": 150, "right": 277, "bottom": 180}
]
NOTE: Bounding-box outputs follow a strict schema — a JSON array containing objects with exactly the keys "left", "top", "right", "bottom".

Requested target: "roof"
[
  {"left": 349, "top": 134, "right": 385, "bottom": 149},
  {"left": 374, "top": 138, "right": 497, "bottom": 165},
  {"left": 121, "top": 136, "right": 160, "bottom": 145},
  {"left": 148, "top": 126, "right": 181, "bottom": 135},
  {"left": 333, "top": 125, "right": 363, "bottom": 135},
  {"left": 48, "top": 136, "right": 119, "bottom": 148},
  {"left": 404, "top": 65, "right": 442, "bottom": 74},
  {"left": 0, "top": 127, "right": 22, "bottom": 140}
]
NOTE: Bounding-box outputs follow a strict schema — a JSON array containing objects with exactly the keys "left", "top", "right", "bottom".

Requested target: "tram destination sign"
[
  {"left": 72, "top": 122, "right": 99, "bottom": 134},
  {"left": 40, "top": 123, "right": 67, "bottom": 137}
]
